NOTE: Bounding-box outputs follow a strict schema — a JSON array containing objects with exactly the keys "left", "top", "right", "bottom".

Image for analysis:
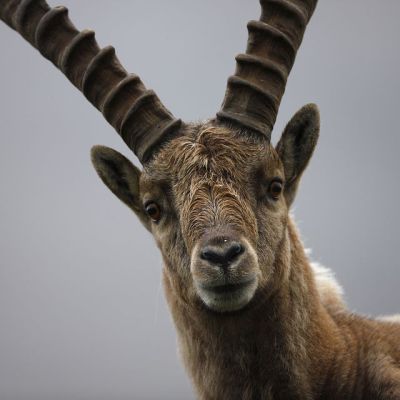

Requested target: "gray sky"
[{"left": 0, "top": 1, "right": 399, "bottom": 399}]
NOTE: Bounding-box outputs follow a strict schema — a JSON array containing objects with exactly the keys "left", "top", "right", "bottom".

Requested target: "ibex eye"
[
  {"left": 269, "top": 180, "right": 283, "bottom": 200},
  {"left": 145, "top": 202, "right": 162, "bottom": 222}
]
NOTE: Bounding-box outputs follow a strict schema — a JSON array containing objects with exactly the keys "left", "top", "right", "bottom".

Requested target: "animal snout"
[
  {"left": 200, "top": 238, "right": 245, "bottom": 268},
  {"left": 192, "top": 234, "right": 259, "bottom": 312}
]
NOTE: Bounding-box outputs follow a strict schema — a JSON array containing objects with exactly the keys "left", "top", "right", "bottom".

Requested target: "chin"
[{"left": 196, "top": 277, "right": 258, "bottom": 313}]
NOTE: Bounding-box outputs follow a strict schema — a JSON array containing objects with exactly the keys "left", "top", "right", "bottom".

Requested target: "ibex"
[{"left": 1, "top": 0, "right": 399, "bottom": 399}]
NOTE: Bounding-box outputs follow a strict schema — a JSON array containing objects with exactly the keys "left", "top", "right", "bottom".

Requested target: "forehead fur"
[
  {"left": 147, "top": 125, "right": 278, "bottom": 181},
  {"left": 142, "top": 125, "right": 283, "bottom": 247}
]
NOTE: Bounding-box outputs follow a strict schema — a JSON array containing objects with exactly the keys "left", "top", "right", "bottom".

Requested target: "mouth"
[
  {"left": 199, "top": 277, "right": 256, "bottom": 294},
  {"left": 195, "top": 276, "right": 258, "bottom": 313}
]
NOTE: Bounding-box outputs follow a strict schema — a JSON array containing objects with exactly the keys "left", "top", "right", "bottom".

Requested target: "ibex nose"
[{"left": 200, "top": 239, "right": 244, "bottom": 267}]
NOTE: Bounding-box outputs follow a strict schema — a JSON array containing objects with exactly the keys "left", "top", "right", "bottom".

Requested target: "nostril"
[
  {"left": 200, "top": 242, "right": 245, "bottom": 266},
  {"left": 226, "top": 243, "right": 244, "bottom": 261},
  {"left": 201, "top": 249, "right": 215, "bottom": 262}
]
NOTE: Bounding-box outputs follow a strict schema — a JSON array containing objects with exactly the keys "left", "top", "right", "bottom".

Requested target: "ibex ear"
[
  {"left": 91, "top": 146, "right": 148, "bottom": 228},
  {"left": 276, "top": 104, "right": 320, "bottom": 207}
]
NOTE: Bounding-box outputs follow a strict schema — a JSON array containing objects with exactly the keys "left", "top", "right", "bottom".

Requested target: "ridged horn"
[
  {"left": 0, "top": 0, "right": 182, "bottom": 163},
  {"left": 216, "top": 0, "right": 318, "bottom": 140}
]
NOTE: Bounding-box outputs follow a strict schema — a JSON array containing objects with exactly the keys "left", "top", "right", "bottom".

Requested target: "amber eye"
[
  {"left": 145, "top": 202, "right": 162, "bottom": 222},
  {"left": 269, "top": 180, "right": 283, "bottom": 200}
]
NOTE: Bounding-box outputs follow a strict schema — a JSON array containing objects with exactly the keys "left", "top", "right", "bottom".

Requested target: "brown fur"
[
  {"left": 1, "top": 0, "right": 397, "bottom": 397},
  {"left": 92, "top": 110, "right": 400, "bottom": 399}
]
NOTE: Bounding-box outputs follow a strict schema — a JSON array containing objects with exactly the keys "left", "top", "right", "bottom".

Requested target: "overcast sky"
[{"left": 0, "top": 1, "right": 399, "bottom": 399}]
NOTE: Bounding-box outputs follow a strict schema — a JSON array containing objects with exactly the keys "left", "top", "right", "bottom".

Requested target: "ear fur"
[
  {"left": 276, "top": 104, "right": 320, "bottom": 206},
  {"left": 91, "top": 145, "right": 148, "bottom": 227}
]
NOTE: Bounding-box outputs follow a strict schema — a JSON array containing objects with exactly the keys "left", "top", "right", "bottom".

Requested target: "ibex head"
[
  {"left": 1, "top": 0, "right": 318, "bottom": 313},
  {"left": 92, "top": 104, "right": 319, "bottom": 313},
  {"left": 90, "top": 0, "right": 320, "bottom": 312}
]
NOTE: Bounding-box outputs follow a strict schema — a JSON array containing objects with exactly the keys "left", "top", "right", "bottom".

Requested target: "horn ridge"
[
  {"left": 246, "top": 21, "right": 296, "bottom": 74},
  {"left": 235, "top": 54, "right": 287, "bottom": 83},
  {"left": 120, "top": 91, "right": 183, "bottom": 163},
  {"left": 0, "top": 0, "right": 181, "bottom": 163},
  {"left": 260, "top": 0, "right": 308, "bottom": 47},
  {"left": 120, "top": 90, "right": 159, "bottom": 135},
  {"left": 217, "top": 0, "right": 318, "bottom": 140},
  {"left": 60, "top": 29, "right": 96, "bottom": 85},
  {"left": 101, "top": 74, "right": 145, "bottom": 126},
  {"left": 81, "top": 46, "right": 126, "bottom": 106},
  {"left": 14, "top": 0, "right": 48, "bottom": 43}
]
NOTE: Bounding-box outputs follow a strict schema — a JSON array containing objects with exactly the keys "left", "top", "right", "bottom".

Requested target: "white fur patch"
[
  {"left": 377, "top": 314, "right": 400, "bottom": 324},
  {"left": 305, "top": 249, "right": 346, "bottom": 312}
]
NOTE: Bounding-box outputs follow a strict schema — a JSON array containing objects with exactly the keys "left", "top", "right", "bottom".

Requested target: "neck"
[{"left": 163, "top": 219, "right": 335, "bottom": 399}]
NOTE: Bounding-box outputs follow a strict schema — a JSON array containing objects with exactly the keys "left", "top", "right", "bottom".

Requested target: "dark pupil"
[
  {"left": 146, "top": 203, "right": 160, "bottom": 220},
  {"left": 272, "top": 182, "right": 282, "bottom": 195},
  {"left": 148, "top": 205, "right": 158, "bottom": 216}
]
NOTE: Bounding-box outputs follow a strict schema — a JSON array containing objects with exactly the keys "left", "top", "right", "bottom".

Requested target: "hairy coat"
[
  {"left": 92, "top": 115, "right": 400, "bottom": 399},
  {"left": 1, "top": 0, "right": 399, "bottom": 398}
]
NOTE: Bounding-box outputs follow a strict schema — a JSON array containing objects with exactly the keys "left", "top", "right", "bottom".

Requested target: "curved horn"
[
  {"left": 0, "top": 0, "right": 182, "bottom": 163},
  {"left": 216, "top": 0, "right": 318, "bottom": 140}
]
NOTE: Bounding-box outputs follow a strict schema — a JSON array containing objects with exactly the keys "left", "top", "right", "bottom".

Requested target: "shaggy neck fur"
[
  {"left": 164, "top": 219, "right": 329, "bottom": 399},
  {"left": 163, "top": 219, "right": 400, "bottom": 400}
]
